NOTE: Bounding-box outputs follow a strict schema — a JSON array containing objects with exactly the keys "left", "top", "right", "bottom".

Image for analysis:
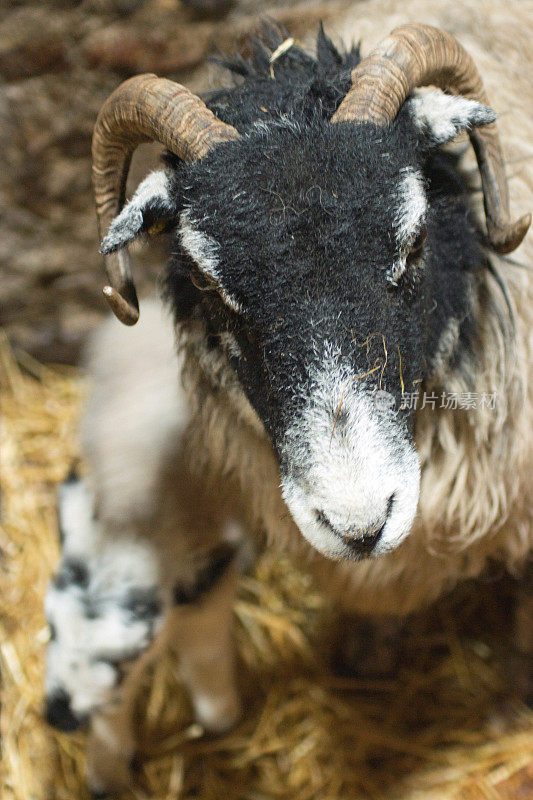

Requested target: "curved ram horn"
[
  {"left": 332, "top": 24, "right": 531, "bottom": 255},
  {"left": 92, "top": 74, "right": 240, "bottom": 324}
]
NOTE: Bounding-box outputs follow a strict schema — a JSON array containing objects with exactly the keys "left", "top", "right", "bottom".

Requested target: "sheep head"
[{"left": 91, "top": 24, "right": 530, "bottom": 561}]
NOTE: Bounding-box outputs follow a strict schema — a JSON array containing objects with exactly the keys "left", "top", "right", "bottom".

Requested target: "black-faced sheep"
[{"left": 44, "top": 2, "right": 532, "bottom": 793}]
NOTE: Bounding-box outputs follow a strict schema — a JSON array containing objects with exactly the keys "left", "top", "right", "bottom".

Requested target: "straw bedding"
[{"left": 1, "top": 338, "right": 532, "bottom": 800}]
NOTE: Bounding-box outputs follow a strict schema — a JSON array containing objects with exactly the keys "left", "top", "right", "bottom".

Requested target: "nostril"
[
  {"left": 343, "top": 522, "right": 384, "bottom": 557},
  {"left": 386, "top": 492, "right": 396, "bottom": 519},
  {"left": 347, "top": 527, "right": 382, "bottom": 556},
  {"left": 314, "top": 508, "right": 334, "bottom": 531},
  {"left": 45, "top": 690, "right": 81, "bottom": 732}
]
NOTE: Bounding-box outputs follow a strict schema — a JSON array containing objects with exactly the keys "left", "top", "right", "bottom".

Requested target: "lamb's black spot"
[
  {"left": 173, "top": 543, "right": 236, "bottom": 605},
  {"left": 49, "top": 622, "right": 57, "bottom": 641},
  {"left": 53, "top": 559, "right": 89, "bottom": 590},
  {"left": 122, "top": 588, "right": 161, "bottom": 621},
  {"left": 45, "top": 689, "right": 84, "bottom": 732}
]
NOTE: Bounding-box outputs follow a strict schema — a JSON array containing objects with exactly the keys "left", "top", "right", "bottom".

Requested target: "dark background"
[{"left": 0, "top": 0, "right": 349, "bottom": 362}]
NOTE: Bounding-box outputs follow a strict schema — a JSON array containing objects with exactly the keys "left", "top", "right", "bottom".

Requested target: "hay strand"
[{"left": 1, "top": 339, "right": 531, "bottom": 800}]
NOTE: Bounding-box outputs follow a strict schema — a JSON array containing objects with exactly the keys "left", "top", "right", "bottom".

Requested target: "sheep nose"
[
  {"left": 343, "top": 524, "right": 385, "bottom": 557},
  {"left": 315, "top": 494, "right": 395, "bottom": 558},
  {"left": 45, "top": 690, "right": 82, "bottom": 732}
]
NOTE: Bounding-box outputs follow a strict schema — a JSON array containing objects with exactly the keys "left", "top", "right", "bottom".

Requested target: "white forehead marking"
[
  {"left": 388, "top": 167, "right": 427, "bottom": 285},
  {"left": 180, "top": 210, "right": 219, "bottom": 277},
  {"left": 179, "top": 211, "right": 242, "bottom": 314},
  {"left": 395, "top": 167, "right": 427, "bottom": 245}
]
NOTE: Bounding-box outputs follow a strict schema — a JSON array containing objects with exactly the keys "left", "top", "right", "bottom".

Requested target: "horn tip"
[
  {"left": 103, "top": 285, "right": 140, "bottom": 326},
  {"left": 490, "top": 213, "right": 531, "bottom": 254}
]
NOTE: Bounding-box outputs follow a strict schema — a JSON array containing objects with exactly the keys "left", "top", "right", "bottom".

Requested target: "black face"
[
  {"left": 103, "top": 29, "right": 492, "bottom": 559},
  {"left": 168, "top": 115, "right": 483, "bottom": 447}
]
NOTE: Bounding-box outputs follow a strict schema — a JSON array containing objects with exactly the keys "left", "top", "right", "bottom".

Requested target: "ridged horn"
[
  {"left": 92, "top": 73, "right": 240, "bottom": 324},
  {"left": 332, "top": 24, "right": 530, "bottom": 255}
]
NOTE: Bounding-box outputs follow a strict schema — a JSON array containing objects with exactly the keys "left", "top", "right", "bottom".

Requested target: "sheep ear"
[
  {"left": 406, "top": 89, "right": 497, "bottom": 146},
  {"left": 57, "top": 471, "right": 94, "bottom": 549},
  {"left": 100, "top": 169, "right": 178, "bottom": 255}
]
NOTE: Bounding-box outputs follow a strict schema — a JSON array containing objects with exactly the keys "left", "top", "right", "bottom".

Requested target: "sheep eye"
[
  {"left": 190, "top": 269, "right": 218, "bottom": 293},
  {"left": 408, "top": 227, "right": 427, "bottom": 258},
  {"left": 246, "top": 327, "right": 258, "bottom": 345}
]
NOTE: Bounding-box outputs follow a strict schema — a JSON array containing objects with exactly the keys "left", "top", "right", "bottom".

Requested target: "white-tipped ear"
[
  {"left": 100, "top": 169, "right": 177, "bottom": 255},
  {"left": 407, "top": 89, "right": 497, "bottom": 145},
  {"left": 57, "top": 475, "right": 95, "bottom": 553}
]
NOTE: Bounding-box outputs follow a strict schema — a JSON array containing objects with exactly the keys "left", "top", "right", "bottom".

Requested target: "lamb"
[
  {"left": 44, "top": 1, "right": 532, "bottom": 793},
  {"left": 45, "top": 302, "right": 246, "bottom": 795}
]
